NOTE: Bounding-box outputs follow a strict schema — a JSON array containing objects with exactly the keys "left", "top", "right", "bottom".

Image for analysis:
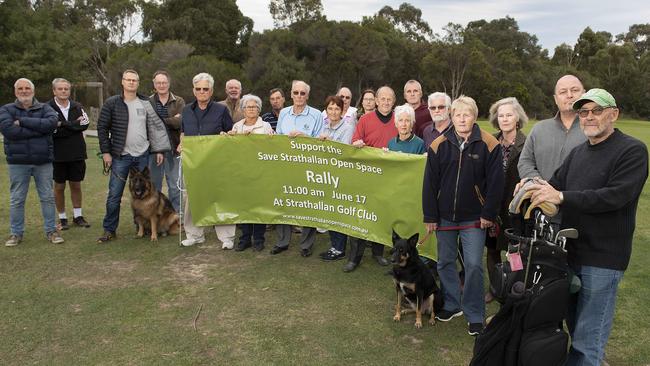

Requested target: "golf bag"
[{"left": 471, "top": 198, "right": 576, "bottom": 366}]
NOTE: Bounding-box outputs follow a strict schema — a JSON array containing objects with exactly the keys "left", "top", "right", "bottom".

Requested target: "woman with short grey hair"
[
  {"left": 387, "top": 103, "right": 425, "bottom": 154},
  {"left": 228, "top": 94, "right": 273, "bottom": 252},
  {"left": 228, "top": 94, "right": 273, "bottom": 135}
]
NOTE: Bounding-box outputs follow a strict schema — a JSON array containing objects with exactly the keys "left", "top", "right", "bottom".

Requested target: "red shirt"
[{"left": 352, "top": 111, "right": 398, "bottom": 148}]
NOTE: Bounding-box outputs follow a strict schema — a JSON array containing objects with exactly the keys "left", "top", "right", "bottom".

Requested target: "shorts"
[{"left": 53, "top": 160, "right": 86, "bottom": 183}]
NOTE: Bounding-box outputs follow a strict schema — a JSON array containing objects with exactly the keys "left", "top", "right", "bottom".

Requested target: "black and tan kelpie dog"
[{"left": 390, "top": 232, "right": 444, "bottom": 328}]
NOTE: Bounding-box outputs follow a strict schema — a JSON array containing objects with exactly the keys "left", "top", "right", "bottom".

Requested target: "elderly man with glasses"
[
  {"left": 524, "top": 89, "right": 648, "bottom": 366},
  {"left": 178, "top": 72, "right": 235, "bottom": 249},
  {"left": 422, "top": 92, "right": 452, "bottom": 148},
  {"left": 271, "top": 80, "right": 324, "bottom": 258}
]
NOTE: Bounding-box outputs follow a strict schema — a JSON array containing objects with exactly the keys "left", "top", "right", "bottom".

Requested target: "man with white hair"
[
  {"left": 403, "top": 79, "right": 432, "bottom": 138},
  {"left": 271, "top": 80, "right": 323, "bottom": 257},
  {"left": 48, "top": 78, "right": 91, "bottom": 230},
  {"left": 1, "top": 78, "right": 63, "bottom": 246},
  {"left": 179, "top": 72, "right": 235, "bottom": 249},
  {"left": 219, "top": 78, "right": 244, "bottom": 122},
  {"left": 422, "top": 92, "right": 452, "bottom": 148}
]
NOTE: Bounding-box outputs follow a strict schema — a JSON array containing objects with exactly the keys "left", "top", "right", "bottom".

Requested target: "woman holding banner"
[
  {"left": 229, "top": 94, "right": 274, "bottom": 252},
  {"left": 387, "top": 104, "right": 426, "bottom": 154},
  {"left": 318, "top": 95, "right": 355, "bottom": 261}
]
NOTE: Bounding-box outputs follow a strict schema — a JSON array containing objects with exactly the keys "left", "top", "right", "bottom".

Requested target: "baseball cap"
[{"left": 573, "top": 88, "right": 617, "bottom": 110}]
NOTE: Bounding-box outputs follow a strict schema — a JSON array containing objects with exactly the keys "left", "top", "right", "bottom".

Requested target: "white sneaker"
[
  {"left": 221, "top": 242, "right": 234, "bottom": 250},
  {"left": 181, "top": 237, "right": 205, "bottom": 247}
]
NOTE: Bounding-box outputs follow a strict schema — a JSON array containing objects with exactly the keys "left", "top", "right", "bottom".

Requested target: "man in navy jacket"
[{"left": 0, "top": 78, "right": 63, "bottom": 246}]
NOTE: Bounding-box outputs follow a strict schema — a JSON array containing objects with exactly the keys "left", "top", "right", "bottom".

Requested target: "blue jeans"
[
  {"left": 148, "top": 151, "right": 181, "bottom": 213},
  {"left": 436, "top": 219, "right": 486, "bottom": 323},
  {"left": 102, "top": 154, "right": 148, "bottom": 233},
  {"left": 8, "top": 163, "right": 56, "bottom": 236},
  {"left": 328, "top": 231, "right": 347, "bottom": 253},
  {"left": 565, "top": 265, "right": 624, "bottom": 366}
]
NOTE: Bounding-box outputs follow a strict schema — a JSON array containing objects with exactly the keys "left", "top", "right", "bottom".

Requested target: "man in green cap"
[{"left": 524, "top": 88, "right": 648, "bottom": 366}]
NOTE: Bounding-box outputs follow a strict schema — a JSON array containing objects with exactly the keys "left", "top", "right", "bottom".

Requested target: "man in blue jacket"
[{"left": 0, "top": 78, "right": 63, "bottom": 246}]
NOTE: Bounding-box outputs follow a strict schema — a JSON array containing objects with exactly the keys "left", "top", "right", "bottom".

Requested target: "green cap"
[{"left": 573, "top": 88, "right": 617, "bottom": 110}]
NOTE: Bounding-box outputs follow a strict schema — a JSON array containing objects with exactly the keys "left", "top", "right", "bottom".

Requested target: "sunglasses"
[
  {"left": 292, "top": 91, "right": 307, "bottom": 96},
  {"left": 577, "top": 106, "right": 613, "bottom": 118},
  {"left": 428, "top": 105, "right": 446, "bottom": 111},
  {"left": 339, "top": 95, "right": 351, "bottom": 100},
  {"left": 194, "top": 87, "right": 210, "bottom": 92}
]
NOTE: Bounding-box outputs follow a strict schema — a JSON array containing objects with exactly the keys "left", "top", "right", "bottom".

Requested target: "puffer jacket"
[
  {"left": 97, "top": 93, "right": 171, "bottom": 156},
  {"left": 423, "top": 124, "right": 505, "bottom": 223},
  {"left": 0, "top": 99, "right": 58, "bottom": 164}
]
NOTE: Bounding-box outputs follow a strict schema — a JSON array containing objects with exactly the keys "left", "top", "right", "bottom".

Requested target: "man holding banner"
[
  {"left": 270, "top": 80, "right": 324, "bottom": 257},
  {"left": 344, "top": 86, "right": 399, "bottom": 272},
  {"left": 179, "top": 72, "right": 236, "bottom": 249}
]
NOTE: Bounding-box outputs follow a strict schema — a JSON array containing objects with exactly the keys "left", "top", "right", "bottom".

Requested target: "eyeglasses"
[
  {"left": 154, "top": 81, "right": 169, "bottom": 86},
  {"left": 194, "top": 87, "right": 210, "bottom": 92},
  {"left": 292, "top": 91, "right": 307, "bottom": 96},
  {"left": 428, "top": 105, "right": 446, "bottom": 111},
  {"left": 244, "top": 105, "right": 258, "bottom": 110},
  {"left": 363, "top": 97, "right": 375, "bottom": 102},
  {"left": 339, "top": 95, "right": 351, "bottom": 100},
  {"left": 577, "top": 106, "right": 613, "bottom": 118},
  {"left": 123, "top": 78, "right": 139, "bottom": 83}
]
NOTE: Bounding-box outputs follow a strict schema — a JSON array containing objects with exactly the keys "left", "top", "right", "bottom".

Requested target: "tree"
[
  {"left": 617, "top": 23, "right": 650, "bottom": 59},
  {"left": 269, "top": 0, "right": 323, "bottom": 28},
  {"left": 141, "top": 0, "right": 253, "bottom": 62},
  {"left": 573, "top": 27, "right": 611, "bottom": 69},
  {"left": 377, "top": 2, "right": 433, "bottom": 42}
]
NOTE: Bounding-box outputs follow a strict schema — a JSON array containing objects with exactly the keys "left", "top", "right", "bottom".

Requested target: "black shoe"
[
  {"left": 270, "top": 246, "right": 288, "bottom": 255},
  {"left": 343, "top": 261, "right": 359, "bottom": 272},
  {"left": 301, "top": 248, "right": 312, "bottom": 257},
  {"left": 252, "top": 243, "right": 265, "bottom": 252},
  {"left": 321, "top": 249, "right": 345, "bottom": 261},
  {"left": 235, "top": 242, "right": 251, "bottom": 252},
  {"left": 468, "top": 322, "right": 484, "bottom": 336},
  {"left": 435, "top": 309, "right": 463, "bottom": 322},
  {"left": 374, "top": 255, "right": 390, "bottom": 266},
  {"left": 59, "top": 218, "right": 70, "bottom": 230},
  {"left": 97, "top": 231, "right": 116, "bottom": 243},
  {"left": 73, "top": 216, "right": 91, "bottom": 228}
]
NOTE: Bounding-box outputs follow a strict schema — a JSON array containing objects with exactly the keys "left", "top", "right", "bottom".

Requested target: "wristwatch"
[{"left": 558, "top": 191, "right": 564, "bottom": 204}]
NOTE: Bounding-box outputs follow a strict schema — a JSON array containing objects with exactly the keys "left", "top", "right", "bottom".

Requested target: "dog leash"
[{"left": 416, "top": 221, "right": 500, "bottom": 247}]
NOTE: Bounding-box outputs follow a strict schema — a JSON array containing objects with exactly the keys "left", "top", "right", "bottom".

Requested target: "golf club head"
[{"left": 554, "top": 228, "right": 579, "bottom": 242}]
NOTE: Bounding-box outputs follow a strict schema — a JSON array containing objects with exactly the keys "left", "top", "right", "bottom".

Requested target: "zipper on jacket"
[{"left": 452, "top": 141, "right": 465, "bottom": 221}]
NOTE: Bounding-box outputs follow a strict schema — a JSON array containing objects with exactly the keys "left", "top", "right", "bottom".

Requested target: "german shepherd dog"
[
  {"left": 128, "top": 167, "right": 180, "bottom": 241},
  {"left": 390, "top": 232, "right": 444, "bottom": 328}
]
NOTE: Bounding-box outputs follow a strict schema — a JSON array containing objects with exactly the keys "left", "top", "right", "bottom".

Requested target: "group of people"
[{"left": 1, "top": 70, "right": 647, "bottom": 366}]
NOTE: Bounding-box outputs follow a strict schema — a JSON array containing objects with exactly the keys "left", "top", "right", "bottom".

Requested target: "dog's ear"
[
  {"left": 408, "top": 233, "right": 419, "bottom": 248},
  {"left": 129, "top": 167, "right": 139, "bottom": 177},
  {"left": 141, "top": 166, "right": 150, "bottom": 177},
  {"left": 392, "top": 230, "right": 400, "bottom": 243}
]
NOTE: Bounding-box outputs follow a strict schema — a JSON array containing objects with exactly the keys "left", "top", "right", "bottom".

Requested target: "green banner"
[{"left": 182, "top": 134, "right": 437, "bottom": 259}]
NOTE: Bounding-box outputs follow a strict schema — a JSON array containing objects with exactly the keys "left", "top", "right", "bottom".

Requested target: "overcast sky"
[{"left": 238, "top": 0, "right": 650, "bottom": 52}]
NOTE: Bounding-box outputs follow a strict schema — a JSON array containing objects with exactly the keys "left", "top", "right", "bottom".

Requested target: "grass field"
[{"left": 0, "top": 120, "right": 648, "bottom": 365}]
